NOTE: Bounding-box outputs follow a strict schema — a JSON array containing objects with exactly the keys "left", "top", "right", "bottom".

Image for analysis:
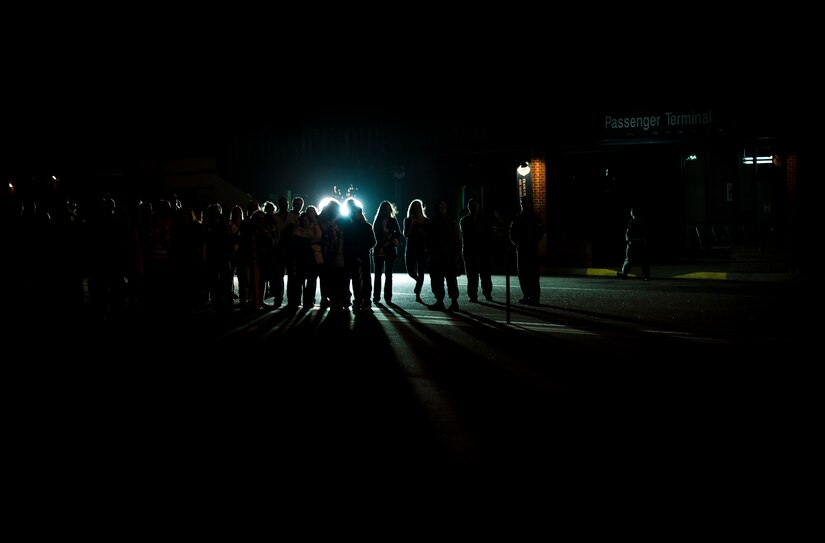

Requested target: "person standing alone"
[
  {"left": 509, "top": 195, "right": 544, "bottom": 305},
  {"left": 617, "top": 207, "right": 650, "bottom": 280}
]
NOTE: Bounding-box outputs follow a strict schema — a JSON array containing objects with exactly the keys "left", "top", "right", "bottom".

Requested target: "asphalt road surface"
[{"left": 10, "top": 274, "right": 808, "bottom": 525}]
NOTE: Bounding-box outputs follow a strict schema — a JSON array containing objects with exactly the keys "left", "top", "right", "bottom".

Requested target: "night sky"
[{"left": 3, "top": 26, "right": 808, "bottom": 208}]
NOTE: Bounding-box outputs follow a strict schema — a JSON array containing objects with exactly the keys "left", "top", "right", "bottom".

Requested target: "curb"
[{"left": 543, "top": 267, "right": 795, "bottom": 283}]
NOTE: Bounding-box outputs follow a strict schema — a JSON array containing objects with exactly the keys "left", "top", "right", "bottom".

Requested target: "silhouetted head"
[
  {"left": 304, "top": 205, "right": 318, "bottom": 220},
  {"left": 407, "top": 198, "right": 426, "bottom": 219},
  {"left": 376, "top": 200, "right": 397, "bottom": 220}
]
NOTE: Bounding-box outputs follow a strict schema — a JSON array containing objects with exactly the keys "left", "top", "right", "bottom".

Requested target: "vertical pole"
[{"left": 505, "top": 245, "right": 511, "bottom": 324}]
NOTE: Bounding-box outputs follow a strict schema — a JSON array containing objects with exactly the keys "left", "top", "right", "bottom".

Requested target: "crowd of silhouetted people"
[{"left": 3, "top": 183, "right": 548, "bottom": 325}]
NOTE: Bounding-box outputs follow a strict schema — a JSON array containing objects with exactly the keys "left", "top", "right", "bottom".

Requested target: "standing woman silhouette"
[
  {"left": 372, "top": 200, "right": 402, "bottom": 304},
  {"left": 403, "top": 199, "right": 430, "bottom": 303}
]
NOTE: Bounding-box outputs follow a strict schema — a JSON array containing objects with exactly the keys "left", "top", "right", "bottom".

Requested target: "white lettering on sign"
[
  {"left": 604, "top": 110, "right": 713, "bottom": 133},
  {"left": 665, "top": 110, "right": 712, "bottom": 127},
  {"left": 604, "top": 115, "right": 661, "bottom": 130}
]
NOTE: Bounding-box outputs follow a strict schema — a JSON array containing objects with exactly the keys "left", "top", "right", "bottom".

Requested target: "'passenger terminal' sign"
[{"left": 603, "top": 110, "right": 713, "bottom": 138}]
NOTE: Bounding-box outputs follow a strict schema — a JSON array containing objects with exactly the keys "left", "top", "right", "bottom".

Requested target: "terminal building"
[{"left": 526, "top": 107, "right": 803, "bottom": 274}]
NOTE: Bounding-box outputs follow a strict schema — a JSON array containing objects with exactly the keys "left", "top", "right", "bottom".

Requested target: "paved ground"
[{"left": 7, "top": 262, "right": 807, "bottom": 529}]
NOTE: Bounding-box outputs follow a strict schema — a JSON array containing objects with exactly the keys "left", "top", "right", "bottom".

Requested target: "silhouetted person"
[
  {"left": 171, "top": 206, "right": 206, "bottom": 312},
  {"left": 403, "top": 198, "right": 430, "bottom": 303},
  {"left": 427, "top": 200, "right": 462, "bottom": 311},
  {"left": 617, "top": 207, "right": 650, "bottom": 280},
  {"left": 86, "top": 196, "right": 130, "bottom": 318},
  {"left": 509, "top": 195, "right": 544, "bottom": 305},
  {"left": 320, "top": 199, "right": 349, "bottom": 312},
  {"left": 236, "top": 199, "right": 260, "bottom": 308},
  {"left": 146, "top": 199, "right": 176, "bottom": 311},
  {"left": 294, "top": 205, "right": 323, "bottom": 307},
  {"left": 460, "top": 198, "right": 494, "bottom": 302},
  {"left": 348, "top": 205, "right": 377, "bottom": 311},
  {"left": 202, "top": 203, "right": 234, "bottom": 310},
  {"left": 262, "top": 200, "right": 282, "bottom": 306},
  {"left": 285, "top": 196, "right": 304, "bottom": 306},
  {"left": 240, "top": 209, "right": 269, "bottom": 310},
  {"left": 228, "top": 204, "right": 244, "bottom": 301},
  {"left": 372, "top": 200, "right": 402, "bottom": 304}
]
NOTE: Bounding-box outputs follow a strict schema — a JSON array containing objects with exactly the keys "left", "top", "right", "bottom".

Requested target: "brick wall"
[
  {"left": 528, "top": 158, "right": 548, "bottom": 258},
  {"left": 529, "top": 158, "right": 546, "bottom": 217}
]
